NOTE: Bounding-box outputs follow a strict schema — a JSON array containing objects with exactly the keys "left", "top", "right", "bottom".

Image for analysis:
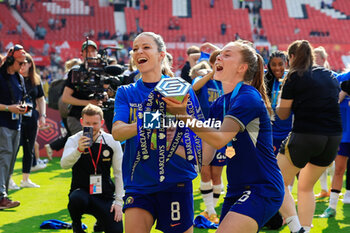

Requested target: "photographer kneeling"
[
  {"left": 61, "top": 40, "right": 104, "bottom": 135},
  {"left": 61, "top": 104, "right": 123, "bottom": 233}
]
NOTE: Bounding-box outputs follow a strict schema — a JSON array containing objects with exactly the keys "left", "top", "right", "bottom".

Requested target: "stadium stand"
[
  {"left": 261, "top": 0, "right": 350, "bottom": 71},
  {"left": 124, "top": 0, "right": 251, "bottom": 43},
  {"left": 0, "top": 4, "right": 30, "bottom": 41},
  {"left": 20, "top": 0, "right": 115, "bottom": 41},
  {"left": 1, "top": 0, "right": 350, "bottom": 71}
]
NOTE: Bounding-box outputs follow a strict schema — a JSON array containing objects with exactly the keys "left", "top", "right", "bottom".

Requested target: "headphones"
[{"left": 5, "top": 44, "right": 24, "bottom": 66}]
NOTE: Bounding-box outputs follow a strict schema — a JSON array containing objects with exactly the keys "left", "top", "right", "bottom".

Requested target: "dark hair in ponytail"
[
  {"left": 287, "top": 40, "right": 313, "bottom": 79},
  {"left": 234, "top": 40, "right": 272, "bottom": 115}
]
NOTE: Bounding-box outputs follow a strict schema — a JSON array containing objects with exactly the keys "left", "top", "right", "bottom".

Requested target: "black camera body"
[{"left": 70, "top": 49, "right": 126, "bottom": 110}]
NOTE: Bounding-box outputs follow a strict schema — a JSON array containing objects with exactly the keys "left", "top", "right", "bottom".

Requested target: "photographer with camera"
[
  {"left": 61, "top": 104, "right": 123, "bottom": 233},
  {"left": 0, "top": 45, "right": 29, "bottom": 209},
  {"left": 61, "top": 40, "right": 105, "bottom": 135}
]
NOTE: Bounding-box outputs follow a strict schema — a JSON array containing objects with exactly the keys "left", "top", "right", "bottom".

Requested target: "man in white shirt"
[{"left": 61, "top": 104, "right": 123, "bottom": 233}]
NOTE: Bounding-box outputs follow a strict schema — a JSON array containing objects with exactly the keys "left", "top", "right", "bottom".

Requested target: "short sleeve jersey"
[
  {"left": 113, "top": 78, "right": 197, "bottom": 194},
  {"left": 210, "top": 84, "right": 284, "bottom": 197},
  {"left": 281, "top": 67, "right": 342, "bottom": 135},
  {"left": 337, "top": 71, "right": 350, "bottom": 142}
]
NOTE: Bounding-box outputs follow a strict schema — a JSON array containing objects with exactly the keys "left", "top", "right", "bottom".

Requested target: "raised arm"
[
  {"left": 192, "top": 71, "right": 214, "bottom": 92},
  {"left": 163, "top": 95, "right": 239, "bottom": 149}
]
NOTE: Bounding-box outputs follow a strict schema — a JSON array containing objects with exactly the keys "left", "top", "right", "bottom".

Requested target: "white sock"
[
  {"left": 285, "top": 215, "right": 302, "bottom": 233},
  {"left": 302, "top": 226, "right": 311, "bottom": 233},
  {"left": 200, "top": 181, "right": 215, "bottom": 215},
  {"left": 329, "top": 191, "right": 340, "bottom": 209},
  {"left": 319, "top": 170, "right": 328, "bottom": 191},
  {"left": 345, "top": 189, "right": 350, "bottom": 195},
  {"left": 212, "top": 184, "right": 221, "bottom": 208}
]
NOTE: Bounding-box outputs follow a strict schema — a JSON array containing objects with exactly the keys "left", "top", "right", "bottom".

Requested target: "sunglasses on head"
[
  {"left": 16, "top": 60, "right": 26, "bottom": 66},
  {"left": 13, "top": 44, "right": 24, "bottom": 52}
]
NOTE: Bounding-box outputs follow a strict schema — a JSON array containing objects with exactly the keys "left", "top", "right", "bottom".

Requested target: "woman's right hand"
[
  {"left": 200, "top": 42, "right": 220, "bottom": 54},
  {"left": 8, "top": 104, "right": 27, "bottom": 114}
]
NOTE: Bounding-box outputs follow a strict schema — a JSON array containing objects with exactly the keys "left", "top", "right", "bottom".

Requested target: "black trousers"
[
  {"left": 68, "top": 189, "right": 123, "bottom": 233},
  {"left": 21, "top": 114, "right": 38, "bottom": 173},
  {"left": 50, "top": 118, "right": 70, "bottom": 151}
]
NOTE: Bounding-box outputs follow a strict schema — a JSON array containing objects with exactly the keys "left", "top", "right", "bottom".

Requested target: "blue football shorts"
[
  {"left": 123, "top": 181, "right": 194, "bottom": 233},
  {"left": 210, "top": 148, "right": 227, "bottom": 166},
  {"left": 220, "top": 189, "right": 283, "bottom": 229}
]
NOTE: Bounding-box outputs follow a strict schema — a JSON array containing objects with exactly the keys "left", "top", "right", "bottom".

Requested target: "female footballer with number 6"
[{"left": 164, "top": 40, "right": 284, "bottom": 233}]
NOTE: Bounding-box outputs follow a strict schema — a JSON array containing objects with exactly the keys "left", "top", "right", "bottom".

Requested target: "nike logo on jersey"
[{"left": 170, "top": 223, "right": 181, "bottom": 227}]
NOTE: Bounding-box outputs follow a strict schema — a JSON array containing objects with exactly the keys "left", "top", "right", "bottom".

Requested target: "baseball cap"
[{"left": 81, "top": 40, "right": 97, "bottom": 51}]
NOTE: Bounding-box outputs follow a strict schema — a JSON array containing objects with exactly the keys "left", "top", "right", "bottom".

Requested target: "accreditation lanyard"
[
  {"left": 223, "top": 81, "right": 243, "bottom": 147},
  {"left": 212, "top": 79, "right": 224, "bottom": 100},
  {"left": 271, "top": 78, "right": 280, "bottom": 109},
  {"left": 88, "top": 138, "right": 103, "bottom": 175}
]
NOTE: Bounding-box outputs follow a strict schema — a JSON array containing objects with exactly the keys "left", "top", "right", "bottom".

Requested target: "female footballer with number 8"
[{"left": 112, "top": 32, "right": 203, "bottom": 233}]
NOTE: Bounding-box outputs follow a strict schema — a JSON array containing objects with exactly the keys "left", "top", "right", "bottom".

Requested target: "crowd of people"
[{"left": 1, "top": 31, "right": 350, "bottom": 233}]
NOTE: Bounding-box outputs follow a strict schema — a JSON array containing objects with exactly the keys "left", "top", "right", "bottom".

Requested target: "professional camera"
[{"left": 70, "top": 43, "right": 126, "bottom": 110}]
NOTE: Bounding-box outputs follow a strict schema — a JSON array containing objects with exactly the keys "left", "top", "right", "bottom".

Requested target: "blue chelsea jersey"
[
  {"left": 210, "top": 84, "right": 284, "bottom": 197},
  {"left": 270, "top": 73, "right": 293, "bottom": 141},
  {"left": 192, "top": 77, "right": 223, "bottom": 119},
  {"left": 113, "top": 78, "right": 197, "bottom": 194},
  {"left": 337, "top": 72, "right": 350, "bottom": 143}
]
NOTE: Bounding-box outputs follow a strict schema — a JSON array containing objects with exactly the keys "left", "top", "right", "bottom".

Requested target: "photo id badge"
[
  {"left": 89, "top": 174, "right": 102, "bottom": 194},
  {"left": 11, "top": 113, "right": 19, "bottom": 120}
]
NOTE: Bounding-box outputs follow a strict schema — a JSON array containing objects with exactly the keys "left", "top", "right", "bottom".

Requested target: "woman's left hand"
[
  {"left": 162, "top": 94, "right": 189, "bottom": 119},
  {"left": 38, "top": 116, "right": 46, "bottom": 128}
]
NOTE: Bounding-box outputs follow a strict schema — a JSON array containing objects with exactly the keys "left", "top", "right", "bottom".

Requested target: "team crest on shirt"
[
  {"left": 126, "top": 196, "right": 134, "bottom": 205},
  {"left": 103, "top": 150, "right": 110, "bottom": 157}
]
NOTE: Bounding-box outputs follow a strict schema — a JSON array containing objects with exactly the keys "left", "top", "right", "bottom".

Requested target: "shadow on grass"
[
  {"left": 312, "top": 200, "right": 350, "bottom": 233},
  {"left": 1, "top": 208, "right": 72, "bottom": 233},
  {"left": 13, "top": 158, "right": 72, "bottom": 179},
  {"left": 322, "top": 204, "right": 350, "bottom": 233}
]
